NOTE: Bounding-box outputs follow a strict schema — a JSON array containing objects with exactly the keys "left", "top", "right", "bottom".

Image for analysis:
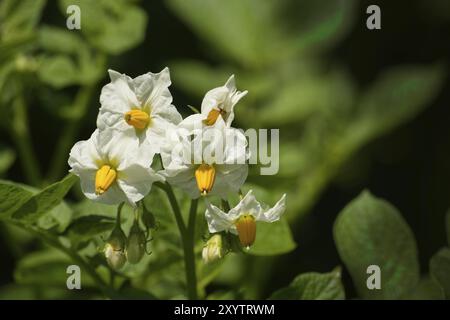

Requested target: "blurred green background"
[{"left": 0, "top": 0, "right": 450, "bottom": 299}]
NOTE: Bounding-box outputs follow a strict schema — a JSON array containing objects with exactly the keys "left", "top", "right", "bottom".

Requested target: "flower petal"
[
  {"left": 117, "top": 164, "right": 164, "bottom": 206},
  {"left": 229, "top": 190, "right": 261, "bottom": 218},
  {"left": 68, "top": 130, "right": 102, "bottom": 172},
  {"left": 205, "top": 201, "right": 236, "bottom": 234},
  {"left": 256, "top": 194, "right": 287, "bottom": 222}
]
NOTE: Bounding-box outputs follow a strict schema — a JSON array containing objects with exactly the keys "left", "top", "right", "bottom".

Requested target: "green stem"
[
  {"left": 159, "top": 182, "right": 186, "bottom": 235},
  {"left": 156, "top": 182, "right": 198, "bottom": 299},
  {"left": 11, "top": 95, "right": 42, "bottom": 186},
  {"left": 46, "top": 84, "right": 96, "bottom": 182},
  {"left": 184, "top": 198, "right": 198, "bottom": 300}
]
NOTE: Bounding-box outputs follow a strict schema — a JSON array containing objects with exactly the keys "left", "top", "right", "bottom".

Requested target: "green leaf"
[
  {"left": 0, "top": 0, "right": 46, "bottom": 40},
  {"left": 37, "top": 55, "right": 78, "bottom": 88},
  {"left": 333, "top": 191, "right": 420, "bottom": 299},
  {"left": 248, "top": 218, "right": 296, "bottom": 256},
  {"left": 402, "top": 277, "right": 444, "bottom": 300},
  {"left": 38, "top": 26, "right": 85, "bottom": 54},
  {"left": 167, "top": 0, "right": 282, "bottom": 67},
  {"left": 64, "top": 215, "right": 115, "bottom": 248},
  {"left": 0, "top": 180, "right": 33, "bottom": 218},
  {"left": 269, "top": 268, "right": 345, "bottom": 300},
  {"left": 430, "top": 247, "right": 450, "bottom": 299},
  {"left": 59, "top": 0, "right": 147, "bottom": 55},
  {"left": 12, "top": 174, "right": 78, "bottom": 223}
]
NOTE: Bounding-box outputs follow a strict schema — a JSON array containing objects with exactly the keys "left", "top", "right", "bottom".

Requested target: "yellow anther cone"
[
  {"left": 124, "top": 109, "right": 150, "bottom": 129},
  {"left": 235, "top": 215, "right": 256, "bottom": 248},
  {"left": 195, "top": 164, "right": 216, "bottom": 195},
  {"left": 95, "top": 165, "right": 117, "bottom": 195}
]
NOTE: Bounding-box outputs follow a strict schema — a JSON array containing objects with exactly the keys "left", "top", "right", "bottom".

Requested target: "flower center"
[
  {"left": 195, "top": 164, "right": 216, "bottom": 196},
  {"left": 124, "top": 109, "right": 150, "bottom": 129},
  {"left": 235, "top": 214, "right": 256, "bottom": 248},
  {"left": 203, "top": 108, "right": 226, "bottom": 126},
  {"left": 95, "top": 165, "right": 117, "bottom": 195}
]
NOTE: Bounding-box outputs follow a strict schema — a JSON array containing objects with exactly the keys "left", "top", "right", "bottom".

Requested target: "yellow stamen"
[
  {"left": 95, "top": 165, "right": 117, "bottom": 195},
  {"left": 235, "top": 214, "right": 256, "bottom": 248},
  {"left": 124, "top": 109, "right": 150, "bottom": 129},
  {"left": 195, "top": 164, "right": 216, "bottom": 196},
  {"left": 203, "top": 108, "right": 225, "bottom": 126}
]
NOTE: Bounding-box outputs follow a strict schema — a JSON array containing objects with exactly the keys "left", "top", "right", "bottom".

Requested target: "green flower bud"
[
  {"left": 202, "top": 234, "right": 225, "bottom": 264},
  {"left": 104, "top": 225, "right": 127, "bottom": 270},
  {"left": 126, "top": 220, "right": 147, "bottom": 264}
]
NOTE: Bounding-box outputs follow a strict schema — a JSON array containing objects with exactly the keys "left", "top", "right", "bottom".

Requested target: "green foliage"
[
  {"left": 333, "top": 191, "right": 420, "bottom": 299},
  {"left": 0, "top": 180, "right": 33, "bottom": 218},
  {"left": 403, "top": 277, "right": 444, "bottom": 300},
  {"left": 0, "top": 0, "right": 46, "bottom": 40},
  {"left": 430, "top": 248, "right": 450, "bottom": 299},
  {"left": 248, "top": 219, "right": 296, "bottom": 256},
  {"left": 167, "top": 0, "right": 356, "bottom": 66},
  {"left": 269, "top": 268, "right": 345, "bottom": 300},
  {"left": 12, "top": 174, "right": 77, "bottom": 222},
  {"left": 0, "top": 0, "right": 447, "bottom": 301},
  {"left": 59, "top": 0, "right": 147, "bottom": 55}
]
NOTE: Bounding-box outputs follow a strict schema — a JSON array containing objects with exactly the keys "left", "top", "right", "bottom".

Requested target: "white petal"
[
  {"left": 178, "top": 113, "right": 206, "bottom": 133},
  {"left": 205, "top": 202, "right": 236, "bottom": 234},
  {"left": 222, "top": 127, "right": 248, "bottom": 165},
  {"left": 165, "top": 167, "right": 199, "bottom": 199},
  {"left": 134, "top": 67, "right": 171, "bottom": 109},
  {"left": 230, "top": 189, "right": 261, "bottom": 218},
  {"left": 200, "top": 86, "right": 229, "bottom": 116},
  {"left": 100, "top": 70, "right": 139, "bottom": 113},
  {"left": 213, "top": 164, "right": 248, "bottom": 197},
  {"left": 117, "top": 164, "right": 164, "bottom": 206},
  {"left": 256, "top": 194, "right": 287, "bottom": 223},
  {"left": 68, "top": 132, "right": 101, "bottom": 172}
]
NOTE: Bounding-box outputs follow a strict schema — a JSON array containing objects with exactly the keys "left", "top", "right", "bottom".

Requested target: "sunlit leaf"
[
  {"left": 269, "top": 267, "right": 344, "bottom": 300},
  {"left": 13, "top": 174, "right": 78, "bottom": 222},
  {"left": 333, "top": 191, "right": 420, "bottom": 299}
]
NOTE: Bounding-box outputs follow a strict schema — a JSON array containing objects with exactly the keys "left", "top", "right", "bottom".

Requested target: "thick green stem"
[{"left": 156, "top": 182, "right": 198, "bottom": 299}]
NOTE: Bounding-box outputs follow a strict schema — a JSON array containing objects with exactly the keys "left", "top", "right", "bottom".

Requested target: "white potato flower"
[
  {"left": 180, "top": 75, "right": 247, "bottom": 131},
  {"left": 160, "top": 118, "right": 248, "bottom": 199},
  {"left": 205, "top": 190, "right": 286, "bottom": 247},
  {"left": 68, "top": 129, "right": 163, "bottom": 206},
  {"left": 97, "top": 67, "right": 182, "bottom": 153}
]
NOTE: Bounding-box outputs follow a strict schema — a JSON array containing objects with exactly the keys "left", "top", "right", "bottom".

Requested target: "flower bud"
[
  {"left": 126, "top": 221, "right": 147, "bottom": 264},
  {"left": 104, "top": 226, "right": 127, "bottom": 270},
  {"left": 202, "top": 234, "right": 225, "bottom": 264}
]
